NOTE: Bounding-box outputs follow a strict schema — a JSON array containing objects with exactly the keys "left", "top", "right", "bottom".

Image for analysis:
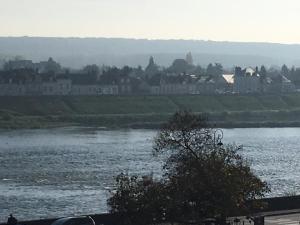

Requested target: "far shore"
[
  {"left": 2, "top": 94, "right": 300, "bottom": 129},
  {"left": 2, "top": 117, "right": 300, "bottom": 130}
]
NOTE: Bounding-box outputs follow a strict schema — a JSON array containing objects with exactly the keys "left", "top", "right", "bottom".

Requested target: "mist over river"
[{"left": 1, "top": 127, "right": 300, "bottom": 221}]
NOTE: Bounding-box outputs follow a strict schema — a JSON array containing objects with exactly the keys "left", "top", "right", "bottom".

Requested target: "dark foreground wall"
[
  {"left": 2, "top": 196, "right": 300, "bottom": 225},
  {"left": 0, "top": 214, "right": 119, "bottom": 225},
  {"left": 262, "top": 195, "right": 300, "bottom": 212}
]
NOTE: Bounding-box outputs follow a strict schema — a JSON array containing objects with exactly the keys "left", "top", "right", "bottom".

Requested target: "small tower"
[
  {"left": 145, "top": 56, "right": 158, "bottom": 76},
  {"left": 185, "top": 52, "right": 194, "bottom": 65}
]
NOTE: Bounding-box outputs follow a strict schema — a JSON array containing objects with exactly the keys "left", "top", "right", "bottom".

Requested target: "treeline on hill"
[{"left": 1, "top": 37, "right": 300, "bottom": 68}]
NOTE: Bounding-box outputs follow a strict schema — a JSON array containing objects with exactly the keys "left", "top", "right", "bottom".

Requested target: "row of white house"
[
  {"left": 0, "top": 78, "right": 119, "bottom": 96},
  {"left": 149, "top": 67, "right": 296, "bottom": 95},
  {"left": 0, "top": 67, "right": 296, "bottom": 96}
]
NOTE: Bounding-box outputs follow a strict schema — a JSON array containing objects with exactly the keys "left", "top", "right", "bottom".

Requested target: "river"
[{"left": 0, "top": 127, "right": 300, "bottom": 221}]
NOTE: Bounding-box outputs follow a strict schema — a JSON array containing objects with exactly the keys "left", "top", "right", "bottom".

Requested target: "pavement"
[
  {"left": 227, "top": 209, "right": 300, "bottom": 225},
  {"left": 265, "top": 213, "right": 300, "bottom": 225},
  {"left": 227, "top": 214, "right": 300, "bottom": 224}
]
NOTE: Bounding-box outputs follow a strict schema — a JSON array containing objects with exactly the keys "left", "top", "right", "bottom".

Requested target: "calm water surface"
[{"left": 0, "top": 127, "right": 300, "bottom": 221}]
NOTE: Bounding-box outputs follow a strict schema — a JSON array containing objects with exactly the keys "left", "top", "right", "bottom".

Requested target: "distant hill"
[{"left": 0, "top": 37, "right": 300, "bottom": 69}]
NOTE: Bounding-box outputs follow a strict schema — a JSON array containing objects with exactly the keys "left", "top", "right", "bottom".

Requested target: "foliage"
[
  {"left": 83, "top": 64, "right": 100, "bottom": 75},
  {"left": 281, "top": 64, "right": 289, "bottom": 77},
  {"left": 168, "top": 59, "right": 194, "bottom": 73},
  {"left": 154, "top": 111, "right": 269, "bottom": 218},
  {"left": 108, "top": 111, "right": 270, "bottom": 224},
  {"left": 44, "top": 57, "right": 61, "bottom": 74},
  {"left": 206, "top": 63, "right": 223, "bottom": 77},
  {"left": 260, "top": 65, "right": 267, "bottom": 78},
  {"left": 107, "top": 173, "right": 169, "bottom": 225}
]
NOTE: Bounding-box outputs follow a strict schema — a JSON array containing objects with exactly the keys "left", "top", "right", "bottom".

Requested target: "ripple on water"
[{"left": 0, "top": 127, "right": 300, "bottom": 221}]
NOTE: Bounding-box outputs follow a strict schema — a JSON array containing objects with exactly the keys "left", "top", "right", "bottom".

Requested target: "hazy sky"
[{"left": 1, "top": 0, "right": 300, "bottom": 44}]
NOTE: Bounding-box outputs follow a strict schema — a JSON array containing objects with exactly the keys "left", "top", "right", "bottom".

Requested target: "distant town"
[{"left": 0, "top": 52, "right": 299, "bottom": 96}]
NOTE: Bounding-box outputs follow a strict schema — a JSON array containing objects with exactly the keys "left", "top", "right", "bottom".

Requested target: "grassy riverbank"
[{"left": 2, "top": 94, "right": 300, "bottom": 129}]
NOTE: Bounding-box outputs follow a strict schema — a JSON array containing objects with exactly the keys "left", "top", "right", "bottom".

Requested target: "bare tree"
[{"left": 108, "top": 111, "right": 269, "bottom": 225}]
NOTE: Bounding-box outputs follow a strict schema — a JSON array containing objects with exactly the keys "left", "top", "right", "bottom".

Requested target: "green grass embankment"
[{"left": 1, "top": 94, "right": 300, "bottom": 128}]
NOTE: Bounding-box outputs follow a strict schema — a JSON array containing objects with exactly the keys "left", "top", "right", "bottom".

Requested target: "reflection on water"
[{"left": 0, "top": 127, "right": 300, "bottom": 221}]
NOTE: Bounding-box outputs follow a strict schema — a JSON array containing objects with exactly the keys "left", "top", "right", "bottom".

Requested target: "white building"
[
  {"left": 42, "top": 79, "right": 72, "bottom": 96},
  {"left": 233, "top": 67, "right": 261, "bottom": 93},
  {"left": 71, "top": 85, "right": 118, "bottom": 96}
]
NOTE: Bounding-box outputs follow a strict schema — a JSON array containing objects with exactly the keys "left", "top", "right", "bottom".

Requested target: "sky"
[{"left": 1, "top": 0, "right": 300, "bottom": 44}]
